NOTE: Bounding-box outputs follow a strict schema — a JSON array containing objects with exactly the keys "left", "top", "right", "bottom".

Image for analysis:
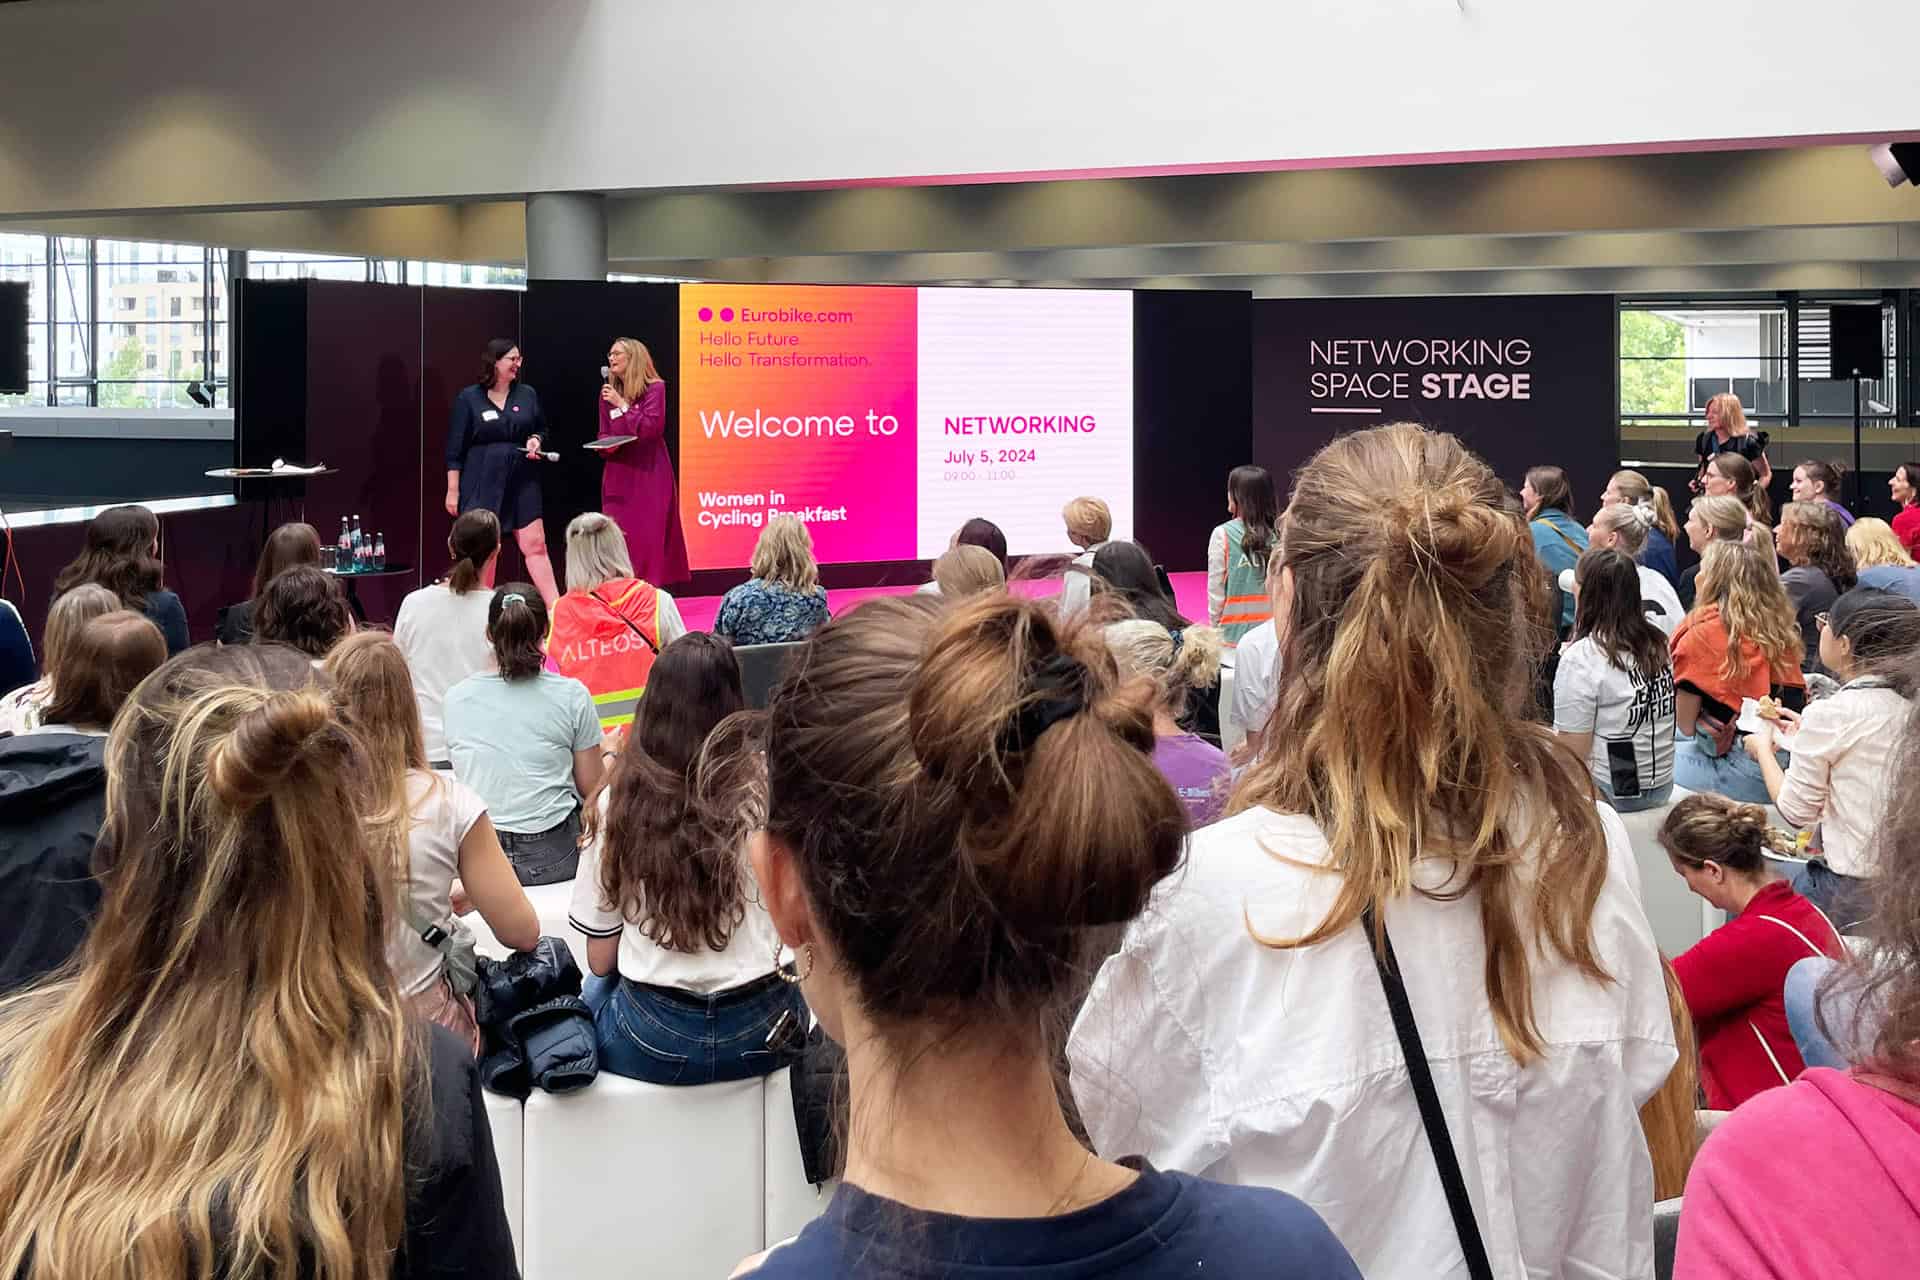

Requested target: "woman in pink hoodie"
[{"left": 1677, "top": 693, "right": 1920, "bottom": 1278}]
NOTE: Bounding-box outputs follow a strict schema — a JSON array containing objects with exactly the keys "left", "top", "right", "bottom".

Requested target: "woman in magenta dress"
[{"left": 598, "top": 337, "right": 689, "bottom": 585}]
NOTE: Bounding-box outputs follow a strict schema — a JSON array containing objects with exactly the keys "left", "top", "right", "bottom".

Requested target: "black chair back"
[{"left": 735, "top": 640, "right": 805, "bottom": 710}]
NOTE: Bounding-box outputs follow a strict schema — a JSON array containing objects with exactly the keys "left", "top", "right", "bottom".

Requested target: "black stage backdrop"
[
  {"left": 1134, "top": 290, "right": 1253, "bottom": 570},
  {"left": 1254, "top": 295, "right": 1618, "bottom": 512}
]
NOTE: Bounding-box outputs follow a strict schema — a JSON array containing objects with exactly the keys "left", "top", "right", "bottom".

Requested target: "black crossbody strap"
[
  {"left": 590, "top": 588, "right": 659, "bottom": 654},
  {"left": 1362, "top": 904, "right": 1496, "bottom": 1280}
]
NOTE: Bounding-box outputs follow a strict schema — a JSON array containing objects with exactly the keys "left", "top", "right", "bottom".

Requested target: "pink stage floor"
[{"left": 675, "top": 570, "right": 1211, "bottom": 633}]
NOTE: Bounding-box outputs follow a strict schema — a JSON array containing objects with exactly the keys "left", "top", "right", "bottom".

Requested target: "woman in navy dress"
[{"left": 445, "top": 339, "right": 559, "bottom": 603}]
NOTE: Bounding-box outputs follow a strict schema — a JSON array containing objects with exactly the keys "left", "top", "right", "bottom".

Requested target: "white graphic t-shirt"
[{"left": 1554, "top": 638, "right": 1677, "bottom": 803}]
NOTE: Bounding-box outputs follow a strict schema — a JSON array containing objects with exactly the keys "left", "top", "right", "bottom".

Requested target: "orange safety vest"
[{"left": 546, "top": 578, "right": 661, "bottom": 731}]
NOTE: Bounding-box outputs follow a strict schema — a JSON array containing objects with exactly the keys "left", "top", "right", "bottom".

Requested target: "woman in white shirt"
[
  {"left": 1746, "top": 587, "right": 1920, "bottom": 926},
  {"left": 325, "top": 631, "right": 538, "bottom": 1051},
  {"left": 394, "top": 509, "right": 501, "bottom": 768},
  {"left": 569, "top": 631, "right": 804, "bottom": 1085},
  {"left": 1554, "top": 548, "right": 1677, "bottom": 812},
  {"left": 1586, "top": 501, "right": 1685, "bottom": 637},
  {"left": 1070, "top": 423, "right": 1675, "bottom": 1280}
]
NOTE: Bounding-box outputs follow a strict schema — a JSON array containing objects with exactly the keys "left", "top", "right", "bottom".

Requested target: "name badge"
[{"left": 481, "top": 409, "right": 500, "bottom": 422}]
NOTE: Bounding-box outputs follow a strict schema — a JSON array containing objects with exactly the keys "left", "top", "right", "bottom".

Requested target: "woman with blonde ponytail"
[
  {"left": 1072, "top": 424, "right": 1673, "bottom": 1279},
  {"left": 1602, "top": 468, "right": 1682, "bottom": 587},
  {"left": 0, "top": 644, "right": 516, "bottom": 1280}
]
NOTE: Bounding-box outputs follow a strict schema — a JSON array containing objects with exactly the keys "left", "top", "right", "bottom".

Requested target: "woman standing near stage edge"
[
  {"left": 598, "top": 337, "right": 690, "bottom": 587},
  {"left": 446, "top": 339, "right": 559, "bottom": 604}
]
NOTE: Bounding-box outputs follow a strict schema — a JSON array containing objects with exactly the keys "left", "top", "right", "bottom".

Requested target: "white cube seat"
[
  {"left": 480, "top": 1087, "right": 524, "bottom": 1272},
  {"left": 523, "top": 1073, "right": 765, "bottom": 1280}
]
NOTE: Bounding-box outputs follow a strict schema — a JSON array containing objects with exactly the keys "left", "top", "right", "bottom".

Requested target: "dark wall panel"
[
  {"left": 1134, "top": 290, "right": 1253, "bottom": 571},
  {"left": 422, "top": 287, "right": 521, "bottom": 578},
  {"left": 303, "top": 281, "right": 424, "bottom": 624},
  {"left": 1254, "top": 295, "right": 1618, "bottom": 512}
]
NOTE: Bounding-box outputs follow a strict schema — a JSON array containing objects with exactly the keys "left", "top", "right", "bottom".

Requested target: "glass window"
[
  {"left": 246, "top": 249, "right": 371, "bottom": 281},
  {"left": 1620, "top": 303, "right": 1790, "bottom": 426},
  {"left": 0, "top": 233, "right": 48, "bottom": 405},
  {"left": 408, "top": 260, "right": 527, "bottom": 290}
]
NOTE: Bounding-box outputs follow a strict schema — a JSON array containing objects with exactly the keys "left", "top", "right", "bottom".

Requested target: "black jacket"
[
  {"left": 402, "top": 1024, "right": 523, "bottom": 1279},
  {"left": 474, "top": 936, "right": 597, "bottom": 1099},
  {"left": 0, "top": 731, "right": 108, "bottom": 996}
]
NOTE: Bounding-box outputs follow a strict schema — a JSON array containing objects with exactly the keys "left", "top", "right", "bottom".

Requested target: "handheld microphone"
[
  {"left": 600, "top": 365, "right": 611, "bottom": 383},
  {"left": 539, "top": 450, "right": 560, "bottom": 462}
]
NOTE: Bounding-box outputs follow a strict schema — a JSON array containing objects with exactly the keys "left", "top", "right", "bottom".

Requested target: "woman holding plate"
[{"left": 596, "top": 337, "right": 689, "bottom": 586}]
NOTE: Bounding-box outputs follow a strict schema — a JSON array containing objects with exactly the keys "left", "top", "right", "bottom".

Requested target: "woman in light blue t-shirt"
[{"left": 444, "top": 583, "right": 604, "bottom": 885}]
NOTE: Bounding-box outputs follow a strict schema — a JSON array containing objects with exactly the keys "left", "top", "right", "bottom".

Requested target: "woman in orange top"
[{"left": 1671, "top": 541, "right": 1805, "bottom": 804}]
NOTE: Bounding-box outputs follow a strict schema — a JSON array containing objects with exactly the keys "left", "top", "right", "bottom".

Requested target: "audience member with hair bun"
[
  {"left": 1658, "top": 794, "right": 1845, "bottom": 1110},
  {"left": 714, "top": 514, "right": 831, "bottom": 645},
  {"left": 1105, "top": 617, "right": 1229, "bottom": 825},
  {"left": 1744, "top": 587, "right": 1920, "bottom": 924},
  {"left": 217, "top": 520, "right": 321, "bottom": 646},
  {"left": 1072, "top": 424, "right": 1673, "bottom": 1279},
  {"left": 396, "top": 507, "right": 504, "bottom": 767},
  {"left": 1791, "top": 458, "right": 1854, "bottom": 527},
  {"left": 1602, "top": 469, "right": 1682, "bottom": 587},
  {"left": 1889, "top": 461, "right": 1920, "bottom": 559},
  {"left": 1207, "top": 464, "right": 1278, "bottom": 644},
  {"left": 252, "top": 563, "right": 353, "bottom": 660},
  {"left": 1678, "top": 692, "right": 1920, "bottom": 1277},
  {"left": 326, "top": 631, "right": 538, "bottom": 1052},
  {"left": 51, "top": 503, "right": 189, "bottom": 655},
  {"left": 1671, "top": 541, "right": 1805, "bottom": 803},
  {"left": 1554, "top": 548, "right": 1676, "bottom": 812},
  {"left": 570, "top": 633, "right": 805, "bottom": 1085},
  {"left": 0, "top": 583, "right": 117, "bottom": 735},
  {"left": 1776, "top": 500, "right": 1857, "bottom": 672},
  {"left": 1093, "top": 539, "right": 1221, "bottom": 745},
  {"left": 1586, "top": 502, "right": 1685, "bottom": 636},
  {"left": 0, "top": 643, "right": 518, "bottom": 1279},
  {"left": 932, "top": 543, "right": 1005, "bottom": 599},
  {"left": 547, "top": 511, "right": 687, "bottom": 738},
  {"left": 444, "top": 583, "right": 604, "bottom": 885},
  {"left": 0, "top": 611, "right": 168, "bottom": 996},
  {"left": 1523, "top": 464, "right": 1588, "bottom": 632},
  {"left": 736, "top": 593, "right": 1358, "bottom": 1278},
  {"left": 1705, "top": 451, "right": 1771, "bottom": 526},
  {"left": 1848, "top": 516, "right": 1920, "bottom": 604}
]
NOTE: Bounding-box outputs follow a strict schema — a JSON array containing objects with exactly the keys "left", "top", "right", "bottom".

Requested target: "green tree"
[
  {"left": 1619, "top": 310, "right": 1687, "bottom": 417},
  {"left": 96, "top": 337, "right": 147, "bottom": 408}
]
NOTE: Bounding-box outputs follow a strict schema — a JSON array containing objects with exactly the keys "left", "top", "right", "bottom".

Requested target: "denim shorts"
[
  {"left": 594, "top": 972, "right": 808, "bottom": 1087},
  {"left": 497, "top": 809, "right": 581, "bottom": 886}
]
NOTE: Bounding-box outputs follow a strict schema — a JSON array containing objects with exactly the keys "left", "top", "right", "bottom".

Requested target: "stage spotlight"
[
  {"left": 1868, "top": 142, "right": 1920, "bottom": 188},
  {"left": 186, "top": 380, "right": 214, "bottom": 408}
]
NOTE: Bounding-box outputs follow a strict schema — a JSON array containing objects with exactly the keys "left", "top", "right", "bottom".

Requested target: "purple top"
[
  {"left": 599, "top": 381, "right": 690, "bottom": 586},
  {"left": 1153, "top": 732, "right": 1229, "bottom": 827},
  {"left": 1824, "top": 498, "right": 1856, "bottom": 528}
]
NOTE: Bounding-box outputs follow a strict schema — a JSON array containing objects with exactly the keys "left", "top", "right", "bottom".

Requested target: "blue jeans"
[
  {"left": 591, "top": 972, "right": 807, "bottom": 1086},
  {"left": 1784, "top": 956, "right": 1877, "bottom": 1071},
  {"left": 1788, "top": 859, "right": 1872, "bottom": 931},
  {"left": 1672, "top": 730, "right": 1778, "bottom": 804},
  {"left": 1605, "top": 779, "right": 1674, "bottom": 814}
]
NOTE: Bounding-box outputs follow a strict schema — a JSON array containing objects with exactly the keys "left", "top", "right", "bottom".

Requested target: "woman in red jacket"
[
  {"left": 1889, "top": 461, "right": 1920, "bottom": 560},
  {"left": 1660, "top": 793, "right": 1846, "bottom": 1109}
]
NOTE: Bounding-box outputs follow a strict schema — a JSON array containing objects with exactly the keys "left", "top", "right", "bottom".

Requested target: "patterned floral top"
[{"left": 712, "top": 579, "right": 830, "bottom": 646}]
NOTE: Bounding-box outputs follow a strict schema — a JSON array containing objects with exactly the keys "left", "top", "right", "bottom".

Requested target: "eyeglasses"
[{"left": 1816, "top": 612, "right": 1832, "bottom": 631}]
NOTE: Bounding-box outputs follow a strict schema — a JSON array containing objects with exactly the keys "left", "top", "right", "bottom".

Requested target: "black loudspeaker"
[
  {"left": 0, "top": 281, "right": 27, "bottom": 394},
  {"left": 1829, "top": 305, "right": 1883, "bottom": 380}
]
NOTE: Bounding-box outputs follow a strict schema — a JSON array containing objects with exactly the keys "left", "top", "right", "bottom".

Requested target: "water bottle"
[
  {"left": 374, "top": 532, "right": 386, "bottom": 570},
  {"left": 338, "top": 517, "right": 352, "bottom": 568},
  {"left": 351, "top": 515, "right": 364, "bottom": 569}
]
